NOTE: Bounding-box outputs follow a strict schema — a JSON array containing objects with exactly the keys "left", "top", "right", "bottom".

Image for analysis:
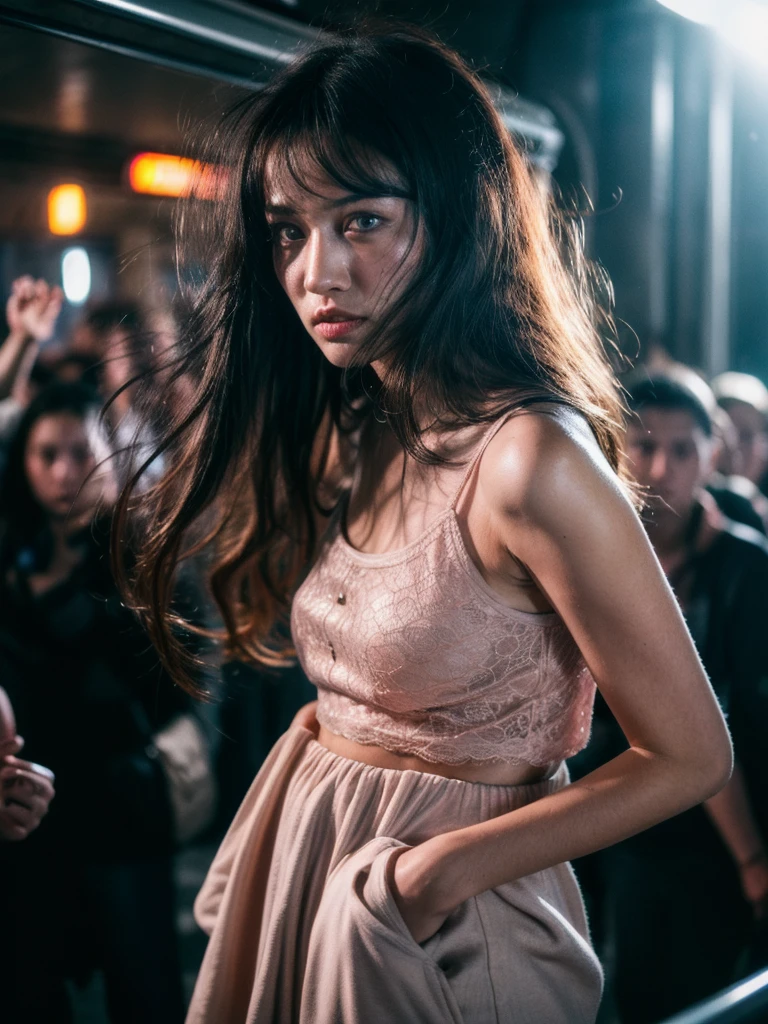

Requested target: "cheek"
[
  {"left": 273, "top": 253, "right": 298, "bottom": 303},
  {"left": 24, "top": 456, "right": 50, "bottom": 499},
  {"left": 626, "top": 448, "right": 651, "bottom": 479},
  {"left": 678, "top": 458, "right": 704, "bottom": 488}
]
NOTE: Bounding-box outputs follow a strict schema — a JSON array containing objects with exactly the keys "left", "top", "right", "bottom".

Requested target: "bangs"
[{"left": 256, "top": 87, "right": 413, "bottom": 205}]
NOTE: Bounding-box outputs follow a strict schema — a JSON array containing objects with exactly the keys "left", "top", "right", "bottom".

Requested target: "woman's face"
[
  {"left": 24, "top": 413, "right": 111, "bottom": 524},
  {"left": 264, "top": 153, "right": 422, "bottom": 369}
]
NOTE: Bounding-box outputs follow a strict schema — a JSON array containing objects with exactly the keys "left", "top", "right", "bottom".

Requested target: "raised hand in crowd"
[{"left": 1, "top": 276, "right": 63, "bottom": 400}]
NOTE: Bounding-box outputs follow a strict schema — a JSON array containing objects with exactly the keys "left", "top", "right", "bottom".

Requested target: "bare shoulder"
[{"left": 478, "top": 404, "right": 630, "bottom": 526}]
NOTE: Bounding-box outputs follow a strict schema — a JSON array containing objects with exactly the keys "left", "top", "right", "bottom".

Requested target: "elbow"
[{"left": 693, "top": 734, "right": 734, "bottom": 802}]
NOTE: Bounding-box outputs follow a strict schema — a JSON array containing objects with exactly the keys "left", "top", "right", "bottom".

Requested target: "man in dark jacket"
[{"left": 573, "top": 369, "right": 768, "bottom": 1023}]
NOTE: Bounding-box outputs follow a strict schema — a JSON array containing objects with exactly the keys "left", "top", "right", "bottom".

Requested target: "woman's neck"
[{"left": 43, "top": 516, "right": 89, "bottom": 577}]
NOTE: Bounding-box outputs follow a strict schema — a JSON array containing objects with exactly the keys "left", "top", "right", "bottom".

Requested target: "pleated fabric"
[{"left": 187, "top": 724, "right": 603, "bottom": 1024}]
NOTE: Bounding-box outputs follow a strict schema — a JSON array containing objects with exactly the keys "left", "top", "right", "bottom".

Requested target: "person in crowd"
[
  {"left": 116, "top": 27, "right": 731, "bottom": 1024},
  {"left": 708, "top": 403, "right": 768, "bottom": 533},
  {"left": 579, "top": 369, "right": 768, "bottom": 1023},
  {"left": 712, "top": 371, "right": 768, "bottom": 492},
  {"left": 0, "top": 276, "right": 63, "bottom": 460},
  {"left": 0, "top": 383, "right": 190, "bottom": 1024},
  {"left": 0, "top": 685, "right": 55, "bottom": 841}
]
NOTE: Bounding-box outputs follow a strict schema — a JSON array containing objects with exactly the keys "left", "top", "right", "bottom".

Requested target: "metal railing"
[{"left": 658, "top": 969, "right": 768, "bottom": 1024}]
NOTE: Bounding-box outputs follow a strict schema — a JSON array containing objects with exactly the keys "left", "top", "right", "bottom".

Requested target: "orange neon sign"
[
  {"left": 128, "top": 152, "right": 223, "bottom": 199},
  {"left": 48, "top": 184, "right": 87, "bottom": 235}
]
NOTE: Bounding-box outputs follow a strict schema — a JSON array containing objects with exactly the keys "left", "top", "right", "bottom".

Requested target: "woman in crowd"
[
  {"left": 118, "top": 27, "right": 732, "bottom": 1023},
  {"left": 0, "top": 382, "right": 189, "bottom": 1024}
]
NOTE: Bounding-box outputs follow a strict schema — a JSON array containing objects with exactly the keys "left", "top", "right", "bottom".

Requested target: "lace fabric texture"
[{"left": 291, "top": 503, "right": 595, "bottom": 766}]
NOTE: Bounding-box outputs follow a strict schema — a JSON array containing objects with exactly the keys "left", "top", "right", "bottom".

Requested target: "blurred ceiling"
[
  {"left": 0, "top": 22, "right": 241, "bottom": 188},
  {"left": 0, "top": 0, "right": 625, "bottom": 234},
  {"left": 0, "top": 0, "right": 567, "bottom": 200}
]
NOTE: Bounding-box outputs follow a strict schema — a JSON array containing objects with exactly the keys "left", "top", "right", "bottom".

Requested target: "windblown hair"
[{"left": 113, "top": 24, "right": 630, "bottom": 691}]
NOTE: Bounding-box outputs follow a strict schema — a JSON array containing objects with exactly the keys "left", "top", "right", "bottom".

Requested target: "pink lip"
[{"left": 314, "top": 319, "right": 366, "bottom": 339}]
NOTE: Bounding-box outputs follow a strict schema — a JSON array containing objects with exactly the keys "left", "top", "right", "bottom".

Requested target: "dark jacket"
[
  {"left": 579, "top": 502, "right": 768, "bottom": 853},
  {"left": 0, "top": 518, "right": 191, "bottom": 861}
]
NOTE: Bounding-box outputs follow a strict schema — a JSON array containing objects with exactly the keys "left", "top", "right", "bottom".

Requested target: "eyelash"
[{"left": 269, "top": 213, "right": 384, "bottom": 245}]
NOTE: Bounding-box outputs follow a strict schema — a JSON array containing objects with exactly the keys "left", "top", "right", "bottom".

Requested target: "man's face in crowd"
[
  {"left": 626, "top": 407, "right": 716, "bottom": 521},
  {"left": 719, "top": 399, "right": 768, "bottom": 485}
]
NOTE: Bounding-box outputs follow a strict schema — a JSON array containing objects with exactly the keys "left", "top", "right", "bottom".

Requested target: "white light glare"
[
  {"left": 656, "top": 0, "right": 768, "bottom": 67},
  {"left": 61, "top": 247, "right": 91, "bottom": 305}
]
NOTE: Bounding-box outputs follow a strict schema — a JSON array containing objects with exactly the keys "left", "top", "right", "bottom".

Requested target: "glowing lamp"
[
  {"left": 61, "top": 248, "right": 91, "bottom": 305},
  {"left": 48, "top": 184, "right": 87, "bottom": 235},
  {"left": 128, "top": 152, "right": 221, "bottom": 199}
]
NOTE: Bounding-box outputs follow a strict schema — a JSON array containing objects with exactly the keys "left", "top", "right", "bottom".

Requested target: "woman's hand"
[
  {"left": 389, "top": 838, "right": 458, "bottom": 944},
  {"left": 0, "top": 750, "right": 56, "bottom": 842},
  {"left": 291, "top": 700, "right": 319, "bottom": 734},
  {"left": 5, "top": 276, "right": 63, "bottom": 344}
]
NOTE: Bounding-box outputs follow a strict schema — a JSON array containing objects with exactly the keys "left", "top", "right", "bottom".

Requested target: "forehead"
[
  {"left": 628, "top": 407, "right": 705, "bottom": 440},
  {"left": 262, "top": 145, "right": 403, "bottom": 210},
  {"left": 720, "top": 399, "right": 766, "bottom": 432},
  {"left": 28, "top": 413, "right": 89, "bottom": 447}
]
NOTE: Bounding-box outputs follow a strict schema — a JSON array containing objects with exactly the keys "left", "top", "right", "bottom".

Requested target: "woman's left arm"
[{"left": 394, "top": 411, "right": 733, "bottom": 941}]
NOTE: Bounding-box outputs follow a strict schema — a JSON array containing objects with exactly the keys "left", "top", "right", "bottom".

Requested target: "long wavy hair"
[{"left": 114, "top": 24, "right": 629, "bottom": 691}]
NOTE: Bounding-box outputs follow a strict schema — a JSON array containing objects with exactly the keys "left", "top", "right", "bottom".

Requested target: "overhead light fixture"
[
  {"left": 48, "top": 184, "right": 87, "bottom": 235},
  {"left": 61, "top": 247, "right": 91, "bottom": 305},
  {"left": 656, "top": 0, "right": 768, "bottom": 67},
  {"left": 128, "top": 152, "right": 223, "bottom": 199}
]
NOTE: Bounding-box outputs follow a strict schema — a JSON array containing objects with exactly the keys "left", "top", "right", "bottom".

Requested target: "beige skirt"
[{"left": 186, "top": 724, "right": 603, "bottom": 1024}]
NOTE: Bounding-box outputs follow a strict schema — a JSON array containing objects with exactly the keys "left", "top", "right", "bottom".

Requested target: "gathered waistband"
[{"left": 303, "top": 729, "right": 569, "bottom": 807}]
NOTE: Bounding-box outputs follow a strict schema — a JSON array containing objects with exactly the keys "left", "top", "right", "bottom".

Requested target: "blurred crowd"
[{"left": 0, "top": 274, "right": 767, "bottom": 1024}]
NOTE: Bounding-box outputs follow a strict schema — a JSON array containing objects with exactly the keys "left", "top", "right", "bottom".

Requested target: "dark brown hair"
[{"left": 114, "top": 24, "right": 629, "bottom": 691}]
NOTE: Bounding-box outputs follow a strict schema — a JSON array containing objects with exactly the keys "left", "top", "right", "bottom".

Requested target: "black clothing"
[
  {"left": 708, "top": 477, "right": 767, "bottom": 535},
  {"left": 217, "top": 659, "right": 316, "bottom": 828},
  {"left": 572, "top": 511, "right": 768, "bottom": 1022},
  {"left": 0, "top": 520, "right": 187, "bottom": 1023}
]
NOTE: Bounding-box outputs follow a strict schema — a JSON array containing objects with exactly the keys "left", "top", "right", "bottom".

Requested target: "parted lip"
[{"left": 311, "top": 306, "right": 365, "bottom": 324}]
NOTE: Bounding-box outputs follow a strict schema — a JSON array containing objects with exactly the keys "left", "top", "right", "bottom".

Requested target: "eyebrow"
[{"left": 264, "top": 192, "right": 394, "bottom": 216}]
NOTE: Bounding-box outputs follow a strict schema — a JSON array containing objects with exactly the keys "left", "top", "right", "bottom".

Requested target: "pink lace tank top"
[{"left": 291, "top": 416, "right": 596, "bottom": 766}]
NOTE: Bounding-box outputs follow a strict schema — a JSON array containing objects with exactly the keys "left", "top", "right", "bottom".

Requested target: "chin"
[{"left": 314, "top": 338, "right": 365, "bottom": 370}]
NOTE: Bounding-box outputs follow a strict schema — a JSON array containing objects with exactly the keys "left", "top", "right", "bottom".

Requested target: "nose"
[
  {"left": 649, "top": 449, "right": 668, "bottom": 482},
  {"left": 51, "top": 455, "right": 78, "bottom": 488},
  {"left": 303, "top": 229, "right": 350, "bottom": 296}
]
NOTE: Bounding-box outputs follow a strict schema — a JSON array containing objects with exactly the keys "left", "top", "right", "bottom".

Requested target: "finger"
[
  {"left": 46, "top": 291, "right": 64, "bottom": 318},
  {"left": 5, "top": 793, "right": 49, "bottom": 819},
  {"left": 0, "top": 737, "right": 23, "bottom": 759},
  {"left": 2, "top": 801, "right": 43, "bottom": 828},
  {"left": 0, "top": 687, "right": 17, "bottom": 740},
  {"left": 0, "top": 814, "right": 29, "bottom": 841},
  {"left": 3, "top": 770, "right": 55, "bottom": 802},
  {"left": 15, "top": 279, "right": 36, "bottom": 303},
  {"left": 12, "top": 275, "right": 35, "bottom": 294},
  {"left": 1, "top": 756, "right": 54, "bottom": 780},
  {"left": 2, "top": 770, "right": 54, "bottom": 802}
]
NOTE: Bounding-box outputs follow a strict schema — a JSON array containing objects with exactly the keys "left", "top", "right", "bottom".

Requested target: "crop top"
[{"left": 290, "top": 415, "right": 596, "bottom": 765}]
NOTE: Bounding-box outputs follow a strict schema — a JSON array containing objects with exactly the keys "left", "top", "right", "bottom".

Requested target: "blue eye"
[{"left": 347, "top": 214, "right": 382, "bottom": 233}]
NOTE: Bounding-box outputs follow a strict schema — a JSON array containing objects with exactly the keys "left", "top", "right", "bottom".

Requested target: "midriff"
[{"left": 316, "top": 723, "right": 554, "bottom": 786}]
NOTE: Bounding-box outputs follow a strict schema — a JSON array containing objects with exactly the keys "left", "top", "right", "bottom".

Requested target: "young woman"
[
  {"left": 0, "top": 383, "right": 188, "bottom": 1024},
  {"left": 117, "top": 27, "right": 732, "bottom": 1023}
]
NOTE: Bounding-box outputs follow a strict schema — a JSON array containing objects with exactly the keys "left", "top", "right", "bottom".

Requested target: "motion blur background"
[{"left": 3, "top": 0, "right": 767, "bottom": 378}]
